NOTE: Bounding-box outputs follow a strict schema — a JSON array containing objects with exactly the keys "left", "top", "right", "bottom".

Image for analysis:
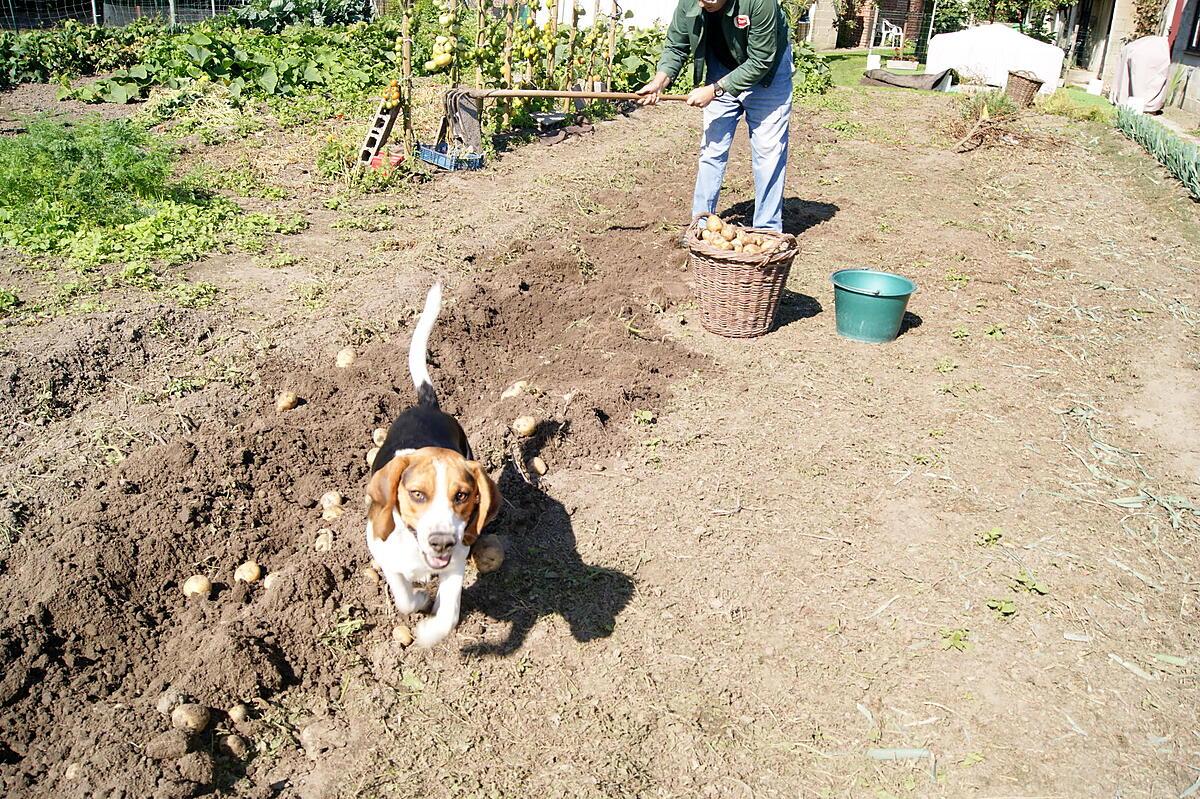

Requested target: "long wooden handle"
[{"left": 464, "top": 88, "right": 689, "bottom": 102}]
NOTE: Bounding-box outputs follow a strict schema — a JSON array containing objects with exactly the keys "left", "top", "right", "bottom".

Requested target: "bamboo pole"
[
  {"left": 546, "top": 0, "right": 559, "bottom": 84},
  {"left": 475, "top": 0, "right": 486, "bottom": 88},
  {"left": 401, "top": 0, "right": 414, "bottom": 144},
  {"left": 606, "top": 0, "right": 617, "bottom": 87},
  {"left": 502, "top": 0, "right": 516, "bottom": 125},
  {"left": 563, "top": 0, "right": 579, "bottom": 110},
  {"left": 449, "top": 0, "right": 461, "bottom": 87}
]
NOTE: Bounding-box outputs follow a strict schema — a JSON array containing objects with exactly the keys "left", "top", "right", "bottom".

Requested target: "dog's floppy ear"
[
  {"left": 465, "top": 461, "right": 500, "bottom": 546},
  {"left": 366, "top": 454, "right": 410, "bottom": 541}
]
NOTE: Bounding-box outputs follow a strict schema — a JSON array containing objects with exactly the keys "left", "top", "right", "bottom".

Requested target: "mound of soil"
[{"left": 0, "top": 207, "right": 699, "bottom": 796}]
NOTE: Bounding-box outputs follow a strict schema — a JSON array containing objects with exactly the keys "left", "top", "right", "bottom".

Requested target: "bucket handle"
[{"left": 835, "top": 283, "right": 883, "bottom": 297}]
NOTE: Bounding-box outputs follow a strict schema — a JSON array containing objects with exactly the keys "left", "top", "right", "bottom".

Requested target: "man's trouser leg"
[
  {"left": 691, "top": 92, "right": 742, "bottom": 220},
  {"left": 744, "top": 48, "right": 794, "bottom": 231}
]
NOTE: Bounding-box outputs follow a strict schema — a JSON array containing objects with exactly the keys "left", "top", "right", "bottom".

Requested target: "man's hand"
[
  {"left": 637, "top": 71, "right": 671, "bottom": 106},
  {"left": 686, "top": 83, "right": 719, "bottom": 108}
]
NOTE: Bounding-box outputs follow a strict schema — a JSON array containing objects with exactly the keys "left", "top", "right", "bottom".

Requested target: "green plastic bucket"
[{"left": 831, "top": 269, "right": 917, "bottom": 343}]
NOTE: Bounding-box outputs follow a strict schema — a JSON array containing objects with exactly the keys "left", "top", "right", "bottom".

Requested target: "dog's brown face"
[{"left": 366, "top": 448, "right": 499, "bottom": 570}]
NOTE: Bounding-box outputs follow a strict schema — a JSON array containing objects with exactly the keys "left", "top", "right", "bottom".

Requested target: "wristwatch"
[{"left": 714, "top": 81, "right": 726, "bottom": 97}]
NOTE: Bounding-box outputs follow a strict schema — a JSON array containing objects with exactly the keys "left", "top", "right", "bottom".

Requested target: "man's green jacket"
[{"left": 656, "top": 0, "right": 790, "bottom": 96}]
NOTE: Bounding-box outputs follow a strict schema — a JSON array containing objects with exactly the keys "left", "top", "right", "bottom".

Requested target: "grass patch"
[
  {"left": 0, "top": 117, "right": 304, "bottom": 282},
  {"left": 1038, "top": 88, "right": 1114, "bottom": 123}
]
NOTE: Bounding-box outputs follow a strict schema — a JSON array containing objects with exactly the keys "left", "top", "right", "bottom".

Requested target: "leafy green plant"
[
  {"left": 792, "top": 41, "right": 832, "bottom": 98},
  {"left": 958, "top": 89, "right": 1018, "bottom": 122},
  {"left": 0, "top": 19, "right": 162, "bottom": 90},
  {"left": 229, "top": 0, "right": 372, "bottom": 33},
  {"left": 976, "top": 528, "right": 1002, "bottom": 546},
  {"left": 986, "top": 598, "right": 1017, "bottom": 618},
  {"left": 0, "top": 118, "right": 175, "bottom": 253},
  {"left": 984, "top": 324, "right": 1005, "bottom": 339},
  {"left": 0, "top": 287, "right": 19, "bottom": 315},
  {"left": 1116, "top": 105, "right": 1200, "bottom": 200},
  {"left": 1013, "top": 569, "right": 1048, "bottom": 595},
  {"left": 0, "top": 118, "right": 302, "bottom": 277},
  {"left": 633, "top": 409, "right": 656, "bottom": 425},
  {"left": 940, "top": 628, "right": 971, "bottom": 651},
  {"left": 171, "top": 281, "right": 222, "bottom": 308}
]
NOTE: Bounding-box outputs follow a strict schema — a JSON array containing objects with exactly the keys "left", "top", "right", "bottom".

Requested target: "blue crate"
[{"left": 416, "top": 143, "right": 485, "bottom": 171}]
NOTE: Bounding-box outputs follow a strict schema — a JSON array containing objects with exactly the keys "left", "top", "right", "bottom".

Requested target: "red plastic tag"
[{"left": 735, "top": 14, "right": 749, "bottom": 28}]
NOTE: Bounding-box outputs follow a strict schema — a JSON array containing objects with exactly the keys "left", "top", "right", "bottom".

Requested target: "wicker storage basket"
[
  {"left": 686, "top": 220, "right": 799, "bottom": 338},
  {"left": 1005, "top": 70, "right": 1044, "bottom": 108}
]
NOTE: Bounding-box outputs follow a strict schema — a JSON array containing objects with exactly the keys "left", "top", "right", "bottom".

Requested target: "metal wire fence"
[{"left": 0, "top": 0, "right": 242, "bottom": 29}]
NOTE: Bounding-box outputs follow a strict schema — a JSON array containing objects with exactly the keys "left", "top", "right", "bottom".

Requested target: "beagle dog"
[{"left": 365, "top": 282, "right": 500, "bottom": 647}]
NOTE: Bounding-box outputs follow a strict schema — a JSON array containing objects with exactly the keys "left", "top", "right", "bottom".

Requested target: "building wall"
[
  {"left": 809, "top": 0, "right": 841, "bottom": 49},
  {"left": 1098, "top": 0, "right": 1138, "bottom": 86},
  {"left": 1168, "top": 0, "right": 1200, "bottom": 114}
]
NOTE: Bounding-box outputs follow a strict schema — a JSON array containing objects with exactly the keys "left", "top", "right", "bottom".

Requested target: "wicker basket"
[
  {"left": 686, "top": 220, "right": 799, "bottom": 338},
  {"left": 1005, "top": 70, "right": 1044, "bottom": 108}
]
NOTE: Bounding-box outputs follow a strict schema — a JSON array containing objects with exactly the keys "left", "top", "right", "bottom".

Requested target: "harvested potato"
[
  {"left": 335, "top": 347, "right": 356, "bottom": 368},
  {"left": 171, "top": 704, "right": 210, "bottom": 733},
  {"left": 228, "top": 704, "right": 250, "bottom": 724},
  {"left": 234, "top": 561, "right": 261, "bottom": 583},
  {"left": 372, "top": 427, "right": 387, "bottom": 447},
  {"left": 500, "top": 379, "right": 530, "bottom": 400},
  {"left": 314, "top": 529, "right": 334, "bottom": 552},
  {"left": 182, "top": 575, "right": 211, "bottom": 599},
  {"left": 471, "top": 534, "right": 504, "bottom": 574},
  {"left": 366, "top": 447, "right": 380, "bottom": 467},
  {"left": 64, "top": 763, "right": 81, "bottom": 780},
  {"left": 275, "top": 391, "right": 300, "bottom": 413},
  {"left": 531, "top": 456, "right": 548, "bottom": 476},
  {"left": 744, "top": 244, "right": 761, "bottom": 255},
  {"left": 359, "top": 566, "right": 381, "bottom": 584},
  {"left": 705, "top": 215, "right": 723, "bottom": 232},
  {"left": 263, "top": 572, "right": 283, "bottom": 590},
  {"left": 319, "top": 491, "right": 343, "bottom": 510},
  {"left": 720, "top": 225, "right": 737, "bottom": 242},
  {"left": 221, "top": 734, "right": 250, "bottom": 760},
  {"left": 393, "top": 624, "right": 414, "bottom": 647},
  {"left": 511, "top": 415, "right": 537, "bottom": 437},
  {"left": 701, "top": 229, "right": 715, "bottom": 242},
  {"left": 321, "top": 505, "right": 344, "bottom": 521}
]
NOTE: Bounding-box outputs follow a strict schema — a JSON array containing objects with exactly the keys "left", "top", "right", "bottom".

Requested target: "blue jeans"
[{"left": 692, "top": 47, "right": 794, "bottom": 231}]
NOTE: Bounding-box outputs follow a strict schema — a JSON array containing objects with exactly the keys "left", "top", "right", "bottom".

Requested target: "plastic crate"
[{"left": 416, "top": 143, "right": 484, "bottom": 171}]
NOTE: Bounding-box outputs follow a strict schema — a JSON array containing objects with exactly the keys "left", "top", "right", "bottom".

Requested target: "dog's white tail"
[{"left": 408, "top": 281, "right": 442, "bottom": 407}]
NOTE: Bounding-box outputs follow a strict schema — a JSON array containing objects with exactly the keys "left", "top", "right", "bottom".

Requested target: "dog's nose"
[{"left": 428, "top": 533, "right": 455, "bottom": 554}]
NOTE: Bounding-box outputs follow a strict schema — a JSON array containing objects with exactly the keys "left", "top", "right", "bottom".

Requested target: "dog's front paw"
[
  {"left": 411, "top": 589, "right": 433, "bottom": 613},
  {"left": 413, "top": 617, "right": 452, "bottom": 648}
]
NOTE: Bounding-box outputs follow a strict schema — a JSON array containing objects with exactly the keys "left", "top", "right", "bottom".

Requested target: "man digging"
[{"left": 638, "top": 0, "right": 794, "bottom": 232}]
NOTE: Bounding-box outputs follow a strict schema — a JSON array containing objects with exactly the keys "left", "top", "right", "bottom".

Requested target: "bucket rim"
[{"left": 830, "top": 268, "right": 917, "bottom": 298}]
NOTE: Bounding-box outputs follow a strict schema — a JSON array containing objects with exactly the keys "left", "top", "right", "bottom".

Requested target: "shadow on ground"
[
  {"left": 724, "top": 197, "right": 839, "bottom": 236},
  {"left": 463, "top": 455, "right": 633, "bottom": 656}
]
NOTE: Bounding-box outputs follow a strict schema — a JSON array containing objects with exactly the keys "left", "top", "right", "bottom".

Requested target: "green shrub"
[
  {"left": 1115, "top": 105, "right": 1200, "bottom": 200},
  {"left": 792, "top": 41, "right": 832, "bottom": 97}
]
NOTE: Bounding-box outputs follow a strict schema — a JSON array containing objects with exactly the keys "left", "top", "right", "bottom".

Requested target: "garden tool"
[{"left": 438, "top": 87, "right": 690, "bottom": 154}]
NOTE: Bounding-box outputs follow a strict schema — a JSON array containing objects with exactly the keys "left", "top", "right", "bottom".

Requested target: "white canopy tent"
[{"left": 926, "top": 24, "right": 1064, "bottom": 95}]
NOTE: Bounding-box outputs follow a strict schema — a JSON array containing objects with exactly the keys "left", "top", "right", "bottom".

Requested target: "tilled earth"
[{"left": 2, "top": 86, "right": 1199, "bottom": 798}]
